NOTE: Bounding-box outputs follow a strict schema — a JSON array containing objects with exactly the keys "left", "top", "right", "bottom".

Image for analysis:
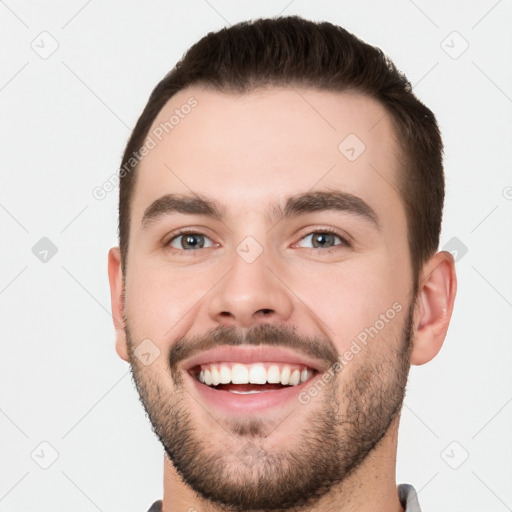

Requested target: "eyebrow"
[
  {"left": 141, "top": 193, "right": 223, "bottom": 229},
  {"left": 140, "top": 190, "right": 379, "bottom": 230},
  {"left": 277, "top": 190, "right": 379, "bottom": 228}
]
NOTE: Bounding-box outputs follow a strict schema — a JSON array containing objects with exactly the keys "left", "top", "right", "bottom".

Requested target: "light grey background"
[{"left": 1, "top": 1, "right": 511, "bottom": 511}]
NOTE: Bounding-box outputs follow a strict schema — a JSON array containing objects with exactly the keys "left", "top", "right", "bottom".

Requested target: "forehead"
[{"left": 130, "top": 85, "right": 404, "bottom": 231}]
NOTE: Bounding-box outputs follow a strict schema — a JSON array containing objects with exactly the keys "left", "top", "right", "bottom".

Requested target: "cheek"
[
  {"left": 124, "top": 259, "right": 216, "bottom": 343},
  {"left": 287, "top": 254, "right": 410, "bottom": 351}
]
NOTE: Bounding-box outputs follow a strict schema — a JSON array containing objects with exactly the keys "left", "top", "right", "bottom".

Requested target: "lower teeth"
[{"left": 228, "top": 390, "right": 267, "bottom": 394}]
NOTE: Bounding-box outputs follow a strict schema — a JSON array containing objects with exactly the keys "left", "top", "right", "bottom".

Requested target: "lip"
[
  {"left": 181, "top": 345, "right": 326, "bottom": 372},
  {"left": 184, "top": 368, "right": 321, "bottom": 414}
]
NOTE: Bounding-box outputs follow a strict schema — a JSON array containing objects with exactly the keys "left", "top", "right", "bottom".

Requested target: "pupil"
[
  {"left": 313, "top": 233, "right": 334, "bottom": 248},
  {"left": 183, "top": 234, "right": 204, "bottom": 249}
]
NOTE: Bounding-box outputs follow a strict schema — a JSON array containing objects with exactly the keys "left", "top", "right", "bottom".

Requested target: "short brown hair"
[{"left": 118, "top": 15, "right": 444, "bottom": 283}]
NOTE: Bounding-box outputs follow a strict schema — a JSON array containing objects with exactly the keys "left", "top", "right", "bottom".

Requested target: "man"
[{"left": 108, "top": 15, "right": 456, "bottom": 512}]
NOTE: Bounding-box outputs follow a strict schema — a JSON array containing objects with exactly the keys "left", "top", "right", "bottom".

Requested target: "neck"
[{"left": 161, "top": 418, "right": 404, "bottom": 512}]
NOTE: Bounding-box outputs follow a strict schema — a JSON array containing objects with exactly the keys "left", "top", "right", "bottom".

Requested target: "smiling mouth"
[{"left": 189, "top": 361, "right": 318, "bottom": 394}]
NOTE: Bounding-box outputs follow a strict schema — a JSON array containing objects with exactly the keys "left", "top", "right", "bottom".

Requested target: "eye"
[
  {"left": 296, "top": 230, "right": 349, "bottom": 250},
  {"left": 167, "top": 231, "right": 215, "bottom": 250}
]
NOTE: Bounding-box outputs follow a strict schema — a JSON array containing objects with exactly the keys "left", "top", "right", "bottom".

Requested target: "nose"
[{"left": 207, "top": 240, "right": 294, "bottom": 328}]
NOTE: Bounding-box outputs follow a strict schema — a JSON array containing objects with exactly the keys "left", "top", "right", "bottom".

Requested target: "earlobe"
[
  {"left": 410, "top": 251, "right": 457, "bottom": 366},
  {"left": 107, "top": 247, "right": 129, "bottom": 362}
]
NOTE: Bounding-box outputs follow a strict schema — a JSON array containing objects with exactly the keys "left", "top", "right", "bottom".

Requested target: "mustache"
[{"left": 169, "top": 323, "right": 338, "bottom": 375}]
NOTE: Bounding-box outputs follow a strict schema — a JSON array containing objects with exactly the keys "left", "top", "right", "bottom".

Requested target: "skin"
[{"left": 108, "top": 86, "right": 457, "bottom": 512}]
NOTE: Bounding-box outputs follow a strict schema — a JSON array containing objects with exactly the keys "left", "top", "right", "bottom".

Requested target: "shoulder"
[
  {"left": 146, "top": 500, "right": 162, "bottom": 512},
  {"left": 398, "top": 483, "right": 422, "bottom": 512}
]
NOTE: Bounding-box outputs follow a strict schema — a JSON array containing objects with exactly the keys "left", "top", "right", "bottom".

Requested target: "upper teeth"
[{"left": 196, "top": 363, "right": 313, "bottom": 387}]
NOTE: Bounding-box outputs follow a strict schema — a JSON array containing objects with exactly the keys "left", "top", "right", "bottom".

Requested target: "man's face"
[{"left": 116, "top": 86, "right": 417, "bottom": 510}]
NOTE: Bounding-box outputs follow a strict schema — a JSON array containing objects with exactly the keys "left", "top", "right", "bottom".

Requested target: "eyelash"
[
  {"left": 164, "top": 228, "right": 351, "bottom": 253},
  {"left": 295, "top": 228, "right": 351, "bottom": 252}
]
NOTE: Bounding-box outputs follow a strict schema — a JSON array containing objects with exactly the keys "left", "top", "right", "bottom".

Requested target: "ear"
[
  {"left": 107, "top": 247, "right": 129, "bottom": 362},
  {"left": 410, "top": 251, "right": 457, "bottom": 365}
]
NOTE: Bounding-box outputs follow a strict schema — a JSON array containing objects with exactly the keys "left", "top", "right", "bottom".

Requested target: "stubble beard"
[{"left": 126, "top": 305, "right": 414, "bottom": 511}]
